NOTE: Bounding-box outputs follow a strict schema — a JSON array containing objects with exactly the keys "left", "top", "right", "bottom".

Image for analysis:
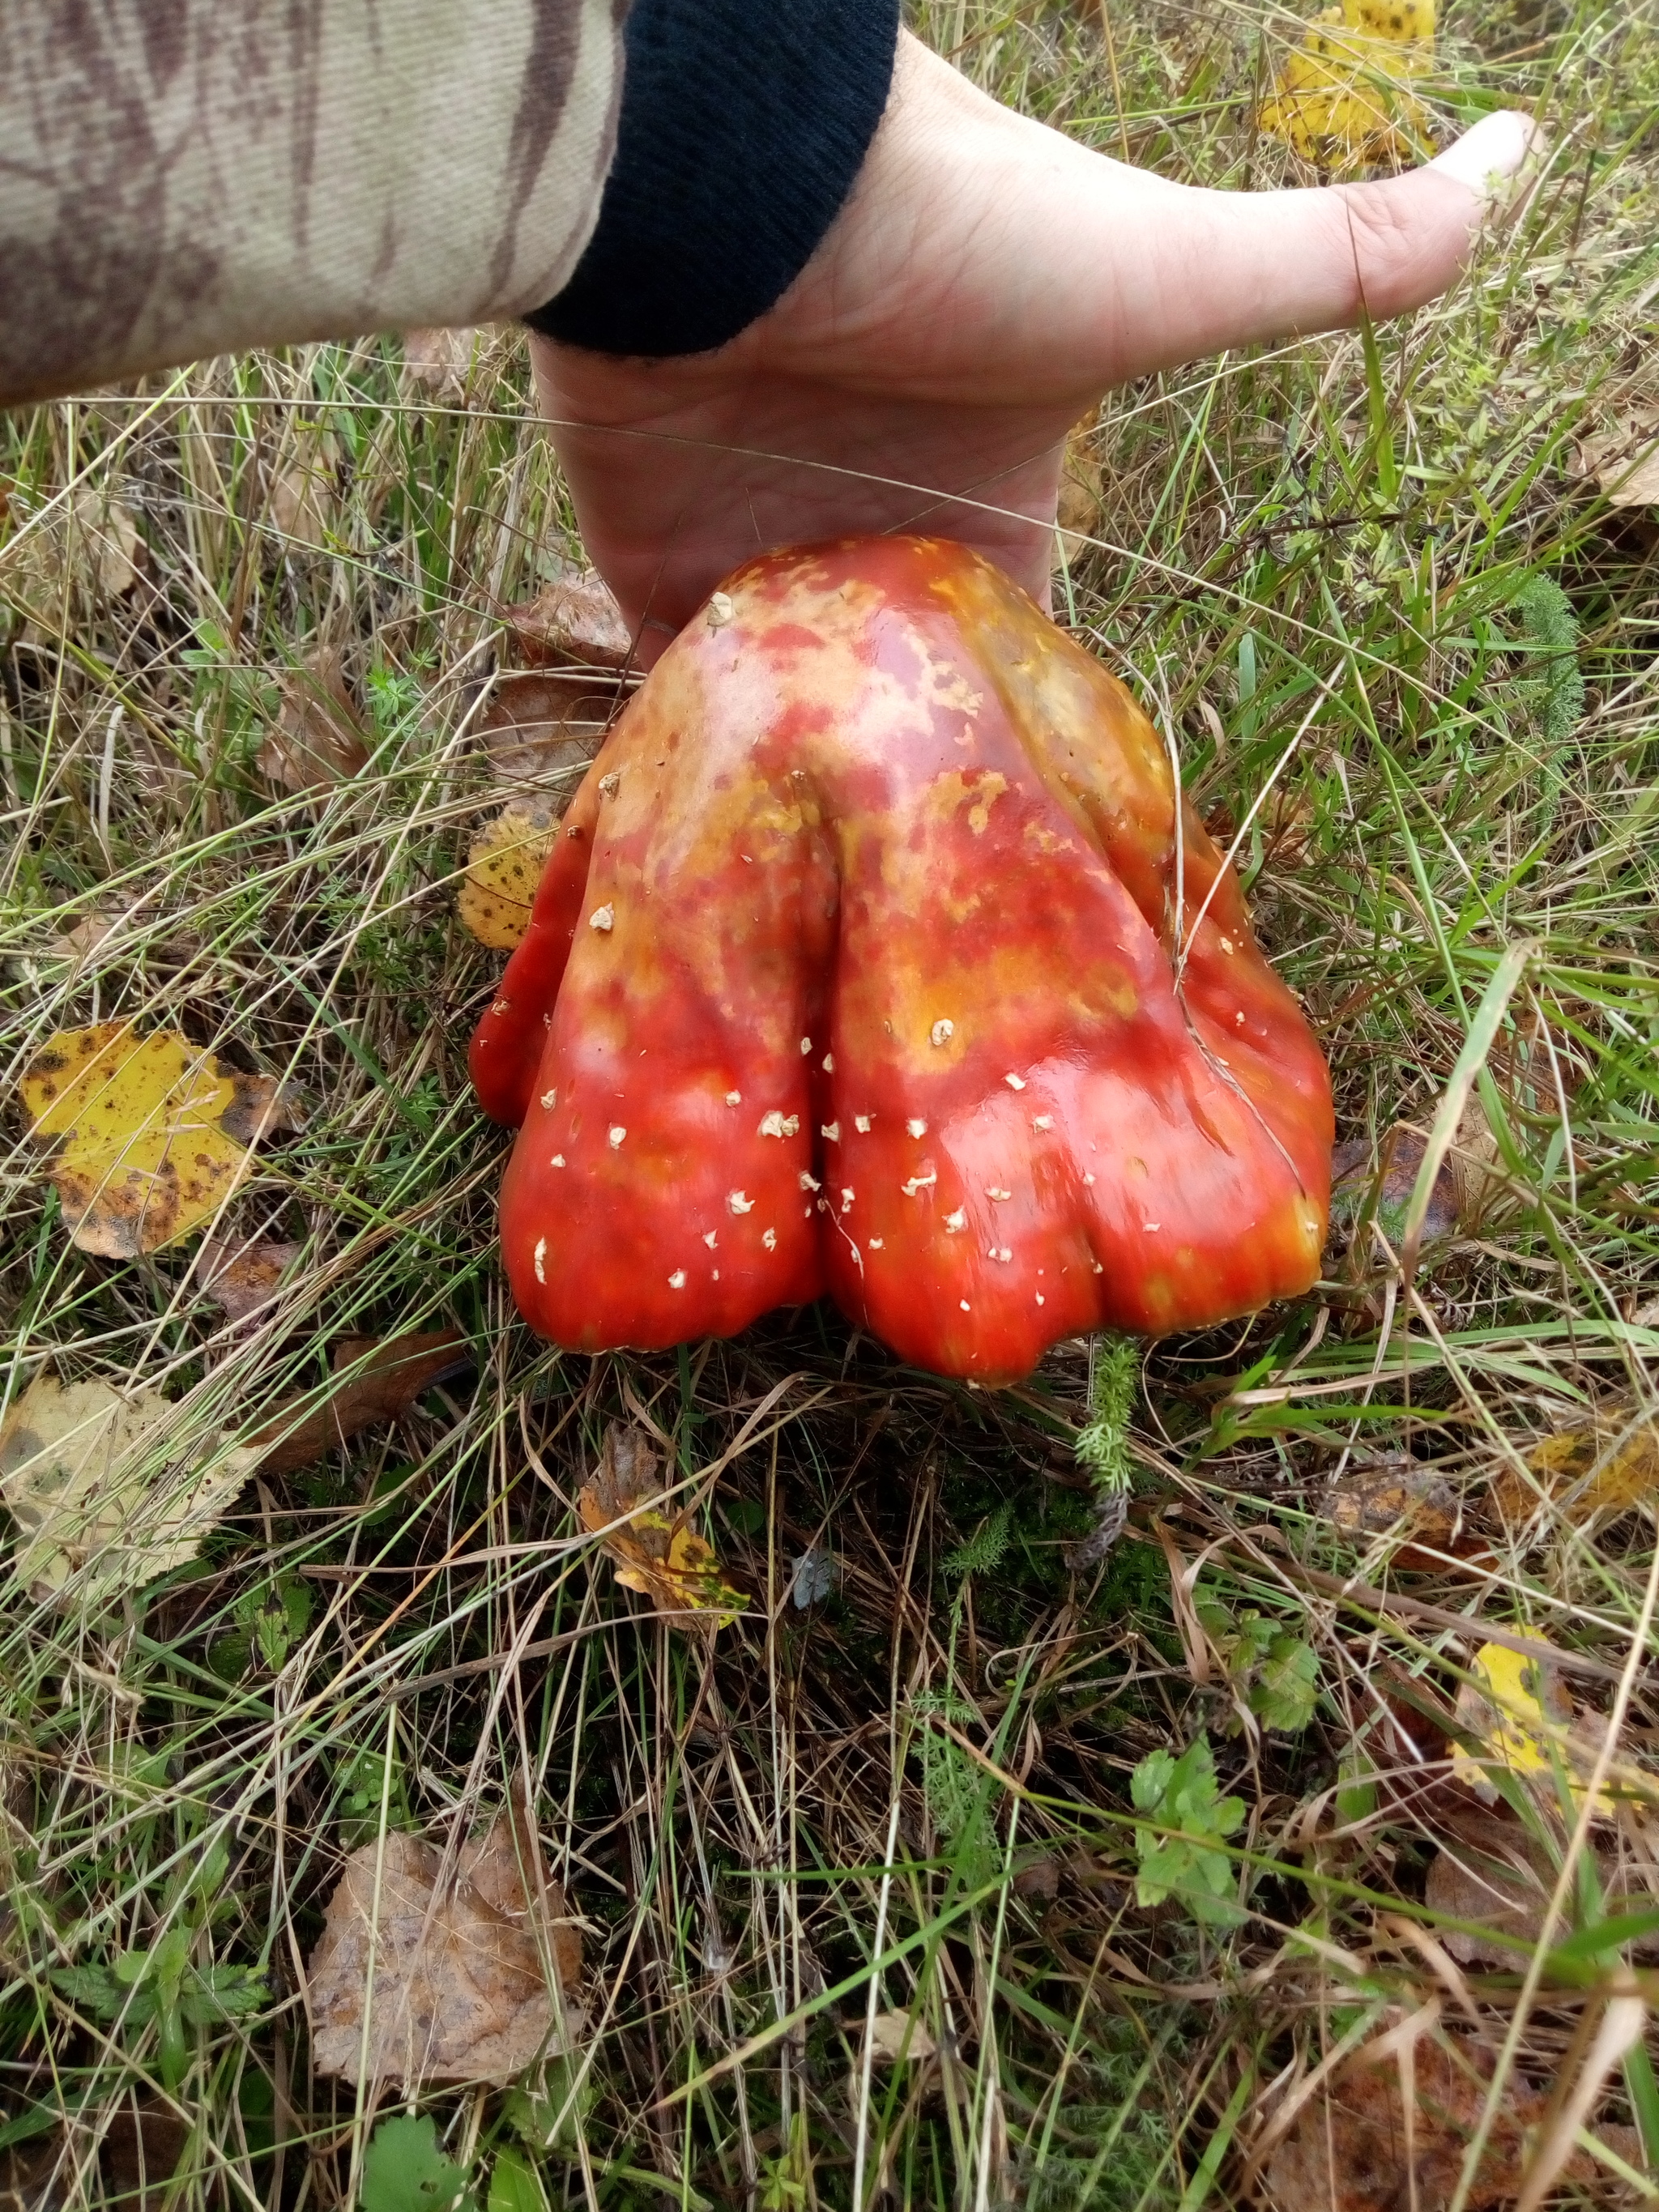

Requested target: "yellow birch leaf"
[
  {"left": 576, "top": 1423, "right": 748, "bottom": 1630},
  {"left": 1260, "top": 0, "right": 1436, "bottom": 171},
  {"left": 0, "top": 1371, "right": 258, "bottom": 1605},
  {"left": 458, "top": 804, "right": 555, "bottom": 950},
  {"left": 1450, "top": 1639, "right": 1614, "bottom": 1817},
  {"left": 1490, "top": 1406, "right": 1659, "bottom": 1524},
  {"left": 19, "top": 1023, "right": 299, "bottom": 1257}
]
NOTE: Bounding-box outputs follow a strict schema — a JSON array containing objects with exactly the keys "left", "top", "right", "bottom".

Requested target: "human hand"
[{"left": 531, "top": 32, "right": 1537, "bottom": 658}]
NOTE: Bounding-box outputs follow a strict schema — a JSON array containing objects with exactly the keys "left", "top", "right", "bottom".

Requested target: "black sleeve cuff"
[{"left": 525, "top": 0, "right": 901, "bottom": 358}]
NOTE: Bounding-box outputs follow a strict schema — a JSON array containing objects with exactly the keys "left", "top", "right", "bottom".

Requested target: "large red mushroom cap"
[{"left": 470, "top": 536, "right": 1332, "bottom": 1384}]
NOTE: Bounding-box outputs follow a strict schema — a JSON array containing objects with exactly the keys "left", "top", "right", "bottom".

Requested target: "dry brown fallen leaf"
[
  {"left": 402, "top": 326, "right": 482, "bottom": 403},
  {"left": 259, "top": 646, "right": 369, "bottom": 790},
  {"left": 305, "top": 1795, "right": 582, "bottom": 2086},
  {"left": 1425, "top": 1831, "right": 1659, "bottom": 1968},
  {"left": 578, "top": 1424, "right": 748, "bottom": 1630},
  {"left": 1322, "top": 1453, "right": 1463, "bottom": 1570},
  {"left": 501, "top": 565, "right": 633, "bottom": 670},
  {"left": 457, "top": 803, "right": 556, "bottom": 950},
  {"left": 100, "top": 2100, "right": 191, "bottom": 2212},
  {"left": 19, "top": 1022, "right": 302, "bottom": 1257},
  {"left": 0, "top": 1371, "right": 261, "bottom": 1605},
  {"left": 194, "top": 1233, "right": 302, "bottom": 1322},
  {"left": 0, "top": 485, "right": 144, "bottom": 639},
  {"left": 1490, "top": 1404, "right": 1659, "bottom": 1527},
  {"left": 1260, "top": 2029, "right": 1633, "bottom": 2211},
  {"left": 265, "top": 430, "right": 337, "bottom": 550},
  {"left": 479, "top": 671, "right": 616, "bottom": 785},
  {"left": 1054, "top": 415, "right": 1106, "bottom": 571},
  {"left": 248, "top": 1330, "right": 471, "bottom": 1474},
  {"left": 1331, "top": 1124, "right": 1464, "bottom": 1248},
  {"left": 867, "top": 2011, "right": 938, "bottom": 2065},
  {"left": 1574, "top": 411, "right": 1659, "bottom": 509},
  {"left": 52, "top": 911, "right": 120, "bottom": 963}
]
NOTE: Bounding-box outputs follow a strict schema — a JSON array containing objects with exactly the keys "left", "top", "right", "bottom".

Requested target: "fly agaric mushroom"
[{"left": 470, "top": 535, "right": 1331, "bottom": 1384}]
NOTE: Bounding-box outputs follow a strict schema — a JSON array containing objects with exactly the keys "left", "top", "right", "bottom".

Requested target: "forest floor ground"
[{"left": 3, "top": 2, "right": 1659, "bottom": 2208}]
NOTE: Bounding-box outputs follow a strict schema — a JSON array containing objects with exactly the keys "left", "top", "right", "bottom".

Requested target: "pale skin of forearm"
[{"left": 533, "top": 32, "right": 1537, "bottom": 654}]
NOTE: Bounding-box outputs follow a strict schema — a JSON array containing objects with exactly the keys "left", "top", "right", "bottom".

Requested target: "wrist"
[{"left": 527, "top": 0, "right": 901, "bottom": 358}]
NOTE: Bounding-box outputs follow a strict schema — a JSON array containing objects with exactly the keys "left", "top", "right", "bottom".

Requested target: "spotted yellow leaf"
[
  {"left": 19, "top": 1024, "right": 300, "bottom": 1257},
  {"left": 1450, "top": 1639, "right": 1614, "bottom": 1817},
  {"left": 577, "top": 1423, "right": 748, "bottom": 1630},
  {"left": 458, "top": 804, "right": 555, "bottom": 950},
  {"left": 1491, "top": 1408, "right": 1659, "bottom": 1524},
  {"left": 0, "top": 1371, "right": 259, "bottom": 1605},
  {"left": 1260, "top": 0, "right": 1435, "bottom": 170}
]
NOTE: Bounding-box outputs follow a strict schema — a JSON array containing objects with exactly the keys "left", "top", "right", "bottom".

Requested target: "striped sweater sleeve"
[{"left": 0, "top": 0, "right": 624, "bottom": 407}]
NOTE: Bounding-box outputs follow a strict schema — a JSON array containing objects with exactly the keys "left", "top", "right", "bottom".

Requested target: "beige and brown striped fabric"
[{"left": 0, "top": 0, "right": 625, "bottom": 406}]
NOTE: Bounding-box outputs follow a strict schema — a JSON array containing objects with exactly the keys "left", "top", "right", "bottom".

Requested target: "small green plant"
[
  {"left": 1130, "top": 1735, "right": 1245, "bottom": 1929},
  {"left": 335, "top": 1737, "right": 417, "bottom": 1848},
  {"left": 757, "top": 2112, "right": 812, "bottom": 2212},
  {"left": 1076, "top": 1336, "right": 1137, "bottom": 1499},
  {"left": 1023, "top": 2022, "right": 1179, "bottom": 2212},
  {"left": 912, "top": 1690, "right": 998, "bottom": 1886},
  {"left": 361, "top": 2116, "right": 476, "bottom": 2212},
  {"left": 54, "top": 1929, "right": 265, "bottom": 2091},
  {"left": 50, "top": 1835, "right": 263, "bottom": 2088},
  {"left": 208, "top": 1573, "right": 313, "bottom": 1679},
  {"left": 1195, "top": 1588, "right": 1320, "bottom": 1733},
  {"left": 486, "top": 2147, "right": 549, "bottom": 2212},
  {"left": 503, "top": 2056, "right": 595, "bottom": 2154},
  {"left": 945, "top": 1501, "right": 1013, "bottom": 1578},
  {"left": 1513, "top": 572, "right": 1585, "bottom": 748}
]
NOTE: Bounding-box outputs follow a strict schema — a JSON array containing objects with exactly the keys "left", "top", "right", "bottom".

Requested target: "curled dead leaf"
[
  {"left": 1259, "top": 0, "right": 1435, "bottom": 173},
  {"left": 1574, "top": 411, "right": 1659, "bottom": 509},
  {"left": 305, "top": 1797, "right": 582, "bottom": 2086},
  {"left": 866, "top": 2011, "right": 937, "bottom": 2065},
  {"left": 402, "top": 327, "right": 482, "bottom": 404},
  {"left": 479, "top": 671, "right": 616, "bottom": 786},
  {"left": 0, "top": 1371, "right": 258, "bottom": 1605},
  {"left": 501, "top": 567, "right": 632, "bottom": 670},
  {"left": 1054, "top": 416, "right": 1106, "bottom": 571},
  {"left": 1331, "top": 1125, "right": 1461, "bottom": 1249},
  {"left": 578, "top": 1424, "right": 748, "bottom": 1630},
  {"left": 1322, "top": 1453, "right": 1461, "bottom": 1566},
  {"left": 194, "top": 1234, "right": 302, "bottom": 1323},
  {"left": 260, "top": 646, "right": 369, "bottom": 790},
  {"left": 53, "top": 911, "right": 121, "bottom": 963},
  {"left": 19, "top": 1023, "right": 301, "bottom": 1257},
  {"left": 248, "top": 1330, "right": 471, "bottom": 1474},
  {"left": 458, "top": 803, "right": 556, "bottom": 950}
]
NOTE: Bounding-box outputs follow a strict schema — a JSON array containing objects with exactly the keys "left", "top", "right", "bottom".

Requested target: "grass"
[{"left": 3, "top": 1, "right": 1659, "bottom": 2207}]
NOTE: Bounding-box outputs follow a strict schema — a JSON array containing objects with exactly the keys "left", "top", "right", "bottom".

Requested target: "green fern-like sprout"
[
  {"left": 944, "top": 1501, "right": 1013, "bottom": 1579},
  {"left": 1076, "top": 1333, "right": 1138, "bottom": 1498},
  {"left": 1515, "top": 573, "right": 1585, "bottom": 748}
]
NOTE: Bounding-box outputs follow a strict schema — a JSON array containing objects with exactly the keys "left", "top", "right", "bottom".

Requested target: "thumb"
[{"left": 1115, "top": 110, "right": 1541, "bottom": 376}]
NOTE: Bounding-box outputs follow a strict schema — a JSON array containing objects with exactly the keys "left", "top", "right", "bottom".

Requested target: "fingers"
[
  {"left": 1102, "top": 111, "right": 1542, "bottom": 378},
  {"left": 788, "top": 38, "right": 1543, "bottom": 406},
  {"left": 1427, "top": 108, "right": 1545, "bottom": 196}
]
